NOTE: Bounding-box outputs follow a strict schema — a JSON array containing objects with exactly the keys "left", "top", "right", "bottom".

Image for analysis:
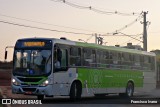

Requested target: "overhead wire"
[
  {"left": 0, "top": 20, "right": 92, "bottom": 35},
  {"left": 0, "top": 13, "right": 100, "bottom": 33},
  {"left": 0, "top": 1, "right": 142, "bottom": 38},
  {"left": 63, "top": 0, "right": 90, "bottom": 9},
  {"left": 86, "top": 35, "right": 94, "bottom": 42},
  {"left": 107, "top": 12, "right": 143, "bottom": 35},
  {"left": 51, "top": 0, "right": 140, "bottom": 16},
  {"left": 120, "top": 33, "right": 143, "bottom": 45},
  {"left": 0, "top": 0, "right": 143, "bottom": 44}
]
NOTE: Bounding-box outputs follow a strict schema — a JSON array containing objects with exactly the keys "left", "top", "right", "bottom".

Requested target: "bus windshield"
[{"left": 13, "top": 49, "right": 51, "bottom": 76}]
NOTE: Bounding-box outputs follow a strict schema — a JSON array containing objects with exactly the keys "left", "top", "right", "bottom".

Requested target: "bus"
[{"left": 6, "top": 37, "right": 156, "bottom": 100}]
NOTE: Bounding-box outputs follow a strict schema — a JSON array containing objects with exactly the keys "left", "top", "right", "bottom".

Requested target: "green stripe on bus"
[{"left": 77, "top": 68, "right": 143, "bottom": 88}]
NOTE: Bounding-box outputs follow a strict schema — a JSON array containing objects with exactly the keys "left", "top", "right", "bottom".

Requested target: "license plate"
[{"left": 25, "top": 91, "right": 32, "bottom": 94}]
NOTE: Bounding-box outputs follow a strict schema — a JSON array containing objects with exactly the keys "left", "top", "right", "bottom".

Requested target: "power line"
[
  {"left": 0, "top": 13, "right": 100, "bottom": 33},
  {"left": 101, "top": 32, "right": 143, "bottom": 45},
  {"left": 52, "top": 0, "right": 143, "bottom": 35},
  {"left": 115, "top": 32, "right": 143, "bottom": 43},
  {"left": 101, "top": 33, "right": 142, "bottom": 36},
  {"left": 120, "top": 34, "right": 142, "bottom": 45},
  {"left": 107, "top": 12, "right": 143, "bottom": 34},
  {"left": 51, "top": 0, "right": 140, "bottom": 16},
  {"left": 0, "top": 12, "right": 143, "bottom": 35},
  {"left": 0, "top": 20, "right": 92, "bottom": 35},
  {"left": 86, "top": 35, "right": 94, "bottom": 42}
]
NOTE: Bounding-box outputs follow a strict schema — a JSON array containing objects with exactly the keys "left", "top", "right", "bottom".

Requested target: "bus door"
[{"left": 53, "top": 44, "right": 69, "bottom": 95}]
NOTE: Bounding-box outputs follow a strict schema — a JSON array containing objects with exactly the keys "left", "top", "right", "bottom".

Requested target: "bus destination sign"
[{"left": 24, "top": 42, "right": 45, "bottom": 47}]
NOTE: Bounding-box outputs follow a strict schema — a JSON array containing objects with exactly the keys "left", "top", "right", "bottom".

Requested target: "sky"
[{"left": 0, "top": 0, "right": 160, "bottom": 61}]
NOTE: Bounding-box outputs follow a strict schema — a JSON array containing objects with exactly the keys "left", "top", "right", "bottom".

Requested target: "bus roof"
[
  {"left": 17, "top": 37, "right": 156, "bottom": 56},
  {"left": 76, "top": 42, "right": 155, "bottom": 56}
]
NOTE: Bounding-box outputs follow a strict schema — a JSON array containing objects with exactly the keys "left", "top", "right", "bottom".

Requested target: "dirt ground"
[{"left": 0, "top": 69, "right": 11, "bottom": 86}]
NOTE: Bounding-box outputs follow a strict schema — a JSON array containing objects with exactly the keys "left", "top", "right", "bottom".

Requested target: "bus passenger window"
[
  {"left": 97, "top": 50, "right": 104, "bottom": 68},
  {"left": 144, "top": 56, "right": 149, "bottom": 70},
  {"left": 103, "top": 51, "right": 110, "bottom": 68},
  {"left": 151, "top": 57, "right": 155, "bottom": 71},
  {"left": 54, "top": 46, "right": 61, "bottom": 69},
  {"left": 54, "top": 47, "right": 67, "bottom": 71},
  {"left": 70, "top": 47, "right": 81, "bottom": 66},
  {"left": 60, "top": 49, "right": 67, "bottom": 68},
  {"left": 91, "top": 50, "right": 96, "bottom": 67},
  {"left": 83, "top": 48, "right": 91, "bottom": 66},
  {"left": 140, "top": 55, "right": 144, "bottom": 68}
]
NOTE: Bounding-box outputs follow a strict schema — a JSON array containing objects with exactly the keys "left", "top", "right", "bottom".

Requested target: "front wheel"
[{"left": 70, "top": 82, "right": 82, "bottom": 100}]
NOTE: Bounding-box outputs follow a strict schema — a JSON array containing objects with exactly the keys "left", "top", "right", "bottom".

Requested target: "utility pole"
[
  {"left": 94, "top": 33, "right": 104, "bottom": 45},
  {"left": 142, "top": 11, "right": 148, "bottom": 51}
]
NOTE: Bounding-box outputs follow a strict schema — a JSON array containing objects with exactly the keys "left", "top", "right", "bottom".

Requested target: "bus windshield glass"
[{"left": 13, "top": 49, "right": 51, "bottom": 76}]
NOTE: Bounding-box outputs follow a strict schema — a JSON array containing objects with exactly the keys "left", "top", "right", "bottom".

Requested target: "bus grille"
[
  {"left": 21, "top": 83, "right": 38, "bottom": 86},
  {"left": 17, "top": 77, "right": 42, "bottom": 82},
  {"left": 22, "top": 88, "right": 36, "bottom": 92}
]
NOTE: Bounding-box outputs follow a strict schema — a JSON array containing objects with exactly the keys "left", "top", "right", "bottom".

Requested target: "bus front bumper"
[{"left": 11, "top": 84, "right": 53, "bottom": 96}]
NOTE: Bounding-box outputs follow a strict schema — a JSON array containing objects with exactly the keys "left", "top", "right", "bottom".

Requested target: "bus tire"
[
  {"left": 70, "top": 81, "right": 82, "bottom": 100},
  {"left": 37, "top": 95, "right": 44, "bottom": 100},
  {"left": 126, "top": 82, "right": 134, "bottom": 97}
]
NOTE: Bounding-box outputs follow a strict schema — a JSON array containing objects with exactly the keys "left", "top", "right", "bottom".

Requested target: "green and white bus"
[{"left": 8, "top": 37, "right": 156, "bottom": 100}]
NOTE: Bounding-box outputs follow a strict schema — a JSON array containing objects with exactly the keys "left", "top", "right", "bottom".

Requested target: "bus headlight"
[
  {"left": 12, "top": 78, "right": 20, "bottom": 86},
  {"left": 40, "top": 79, "right": 50, "bottom": 86}
]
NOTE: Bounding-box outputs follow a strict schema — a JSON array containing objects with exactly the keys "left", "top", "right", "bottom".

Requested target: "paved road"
[
  {"left": 10, "top": 93, "right": 160, "bottom": 107},
  {"left": 1, "top": 87, "right": 160, "bottom": 107}
]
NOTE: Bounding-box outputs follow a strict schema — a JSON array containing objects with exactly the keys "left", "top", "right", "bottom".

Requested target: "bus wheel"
[
  {"left": 37, "top": 95, "right": 44, "bottom": 100},
  {"left": 126, "top": 82, "right": 134, "bottom": 97},
  {"left": 70, "top": 81, "right": 82, "bottom": 100}
]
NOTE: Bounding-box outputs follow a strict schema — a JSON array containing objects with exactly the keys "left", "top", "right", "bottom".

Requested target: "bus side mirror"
[{"left": 5, "top": 51, "right": 8, "bottom": 60}]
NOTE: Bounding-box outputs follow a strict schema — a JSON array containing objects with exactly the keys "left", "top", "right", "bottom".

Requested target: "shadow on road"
[{"left": 42, "top": 95, "right": 136, "bottom": 104}]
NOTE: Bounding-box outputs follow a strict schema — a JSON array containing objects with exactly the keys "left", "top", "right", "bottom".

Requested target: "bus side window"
[
  {"left": 54, "top": 44, "right": 68, "bottom": 71},
  {"left": 118, "top": 53, "right": 121, "bottom": 64},
  {"left": 83, "top": 48, "right": 91, "bottom": 66},
  {"left": 60, "top": 49, "right": 68, "bottom": 69},
  {"left": 91, "top": 50, "right": 96, "bottom": 67},
  {"left": 69, "top": 47, "right": 81, "bottom": 66},
  {"left": 57, "top": 48, "right": 62, "bottom": 64},
  {"left": 140, "top": 55, "right": 144, "bottom": 70},
  {"left": 109, "top": 52, "right": 113, "bottom": 64},
  {"left": 134, "top": 55, "right": 140, "bottom": 70},
  {"left": 144, "top": 56, "right": 149, "bottom": 70},
  {"left": 147, "top": 56, "right": 152, "bottom": 71},
  {"left": 151, "top": 57, "right": 155, "bottom": 71},
  {"left": 123, "top": 53, "right": 130, "bottom": 69},
  {"left": 54, "top": 45, "right": 61, "bottom": 69},
  {"left": 97, "top": 50, "right": 104, "bottom": 68},
  {"left": 102, "top": 51, "right": 109, "bottom": 68}
]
